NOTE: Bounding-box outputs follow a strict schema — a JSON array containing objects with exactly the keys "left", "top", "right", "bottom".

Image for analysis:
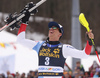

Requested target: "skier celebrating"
[
  {"left": 15, "top": 3, "right": 94, "bottom": 78},
  {"left": 16, "top": 13, "right": 94, "bottom": 78}
]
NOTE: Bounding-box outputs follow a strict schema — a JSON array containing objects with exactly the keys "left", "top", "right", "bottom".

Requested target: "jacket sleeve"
[
  {"left": 62, "top": 41, "right": 92, "bottom": 59},
  {"left": 17, "top": 23, "right": 38, "bottom": 49}
]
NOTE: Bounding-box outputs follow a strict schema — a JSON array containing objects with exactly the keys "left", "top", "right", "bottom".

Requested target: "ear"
[{"left": 59, "top": 33, "right": 62, "bottom": 37}]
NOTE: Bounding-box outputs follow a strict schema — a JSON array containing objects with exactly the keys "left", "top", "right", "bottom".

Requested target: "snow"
[
  {"left": 0, "top": 31, "right": 16, "bottom": 42},
  {"left": 14, "top": 44, "right": 38, "bottom": 74},
  {"left": 0, "top": 31, "right": 39, "bottom": 75},
  {"left": 26, "top": 31, "right": 46, "bottom": 40},
  {"left": 30, "top": 16, "right": 53, "bottom": 22}
]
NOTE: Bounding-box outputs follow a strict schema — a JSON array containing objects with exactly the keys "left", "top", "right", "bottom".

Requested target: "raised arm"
[
  {"left": 62, "top": 30, "right": 94, "bottom": 59},
  {"left": 17, "top": 23, "right": 38, "bottom": 49},
  {"left": 17, "top": 3, "right": 38, "bottom": 49}
]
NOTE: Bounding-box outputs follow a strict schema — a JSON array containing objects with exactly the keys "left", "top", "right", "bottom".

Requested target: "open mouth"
[{"left": 50, "top": 31, "right": 54, "bottom": 34}]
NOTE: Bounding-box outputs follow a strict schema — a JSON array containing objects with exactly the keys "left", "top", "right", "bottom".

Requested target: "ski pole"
[{"left": 79, "top": 13, "right": 100, "bottom": 63}]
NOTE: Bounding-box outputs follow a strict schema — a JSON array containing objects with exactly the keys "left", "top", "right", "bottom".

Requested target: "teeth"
[
  {"left": 50, "top": 30, "right": 54, "bottom": 34},
  {"left": 50, "top": 31, "right": 53, "bottom": 33}
]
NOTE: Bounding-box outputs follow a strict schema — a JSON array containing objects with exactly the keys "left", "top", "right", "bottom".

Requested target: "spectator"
[
  {"left": 7, "top": 75, "right": 13, "bottom": 78},
  {"left": 68, "top": 71, "right": 72, "bottom": 78},
  {"left": 75, "top": 61, "right": 85, "bottom": 73},
  {"left": 89, "top": 61, "right": 100, "bottom": 77},
  {"left": 73, "top": 66, "right": 84, "bottom": 78},
  {"left": 27, "top": 73, "right": 31, "bottom": 78},
  {"left": 93, "top": 72, "right": 99, "bottom": 78},
  {"left": 34, "top": 70, "right": 38, "bottom": 78},
  {"left": 29, "top": 71, "right": 35, "bottom": 78},
  {"left": 7, "top": 71, "right": 11, "bottom": 78},
  {"left": 0, "top": 74, "right": 5, "bottom": 78},
  {"left": 84, "top": 71, "right": 90, "bottom": 78},
  {"left": 20, "top": 73, "right": 25, "bottom": 78},
  {"left": 90, "top": 68, "right": 96, "bottom": 77},
  {"left": 89, "top": 61, "right": 100, "bottom": 72},
  {"left": 63, "top": 71, "right": 69, "bottom": 78},
  {"left": 11, "top": 74, "right": 15, "bottom": 78},
  {"left": 15, "top": 72, "right": 20, "bottom": 78}
]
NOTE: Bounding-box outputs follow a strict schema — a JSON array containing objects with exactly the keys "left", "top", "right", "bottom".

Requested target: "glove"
[
  {"left": 5, "top": 13, "right": 20, "bottom": 30},
  {"left": 21, "top": 2, "right": 38, "bottom": 24},
  {"left": 21, "top": 10, "right": 30, "bottom": 24}
]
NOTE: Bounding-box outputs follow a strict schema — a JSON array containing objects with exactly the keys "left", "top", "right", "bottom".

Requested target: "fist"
[{"left": 86, "top": 29, "right": 94, "bottom": 39}]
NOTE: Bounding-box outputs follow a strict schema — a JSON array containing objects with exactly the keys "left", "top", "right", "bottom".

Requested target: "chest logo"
[
  {"left": 39, "top": 48, "right": 60, "bottom": 58},
  {"left": 53, "top": 48, "right": 60, "bottom": 54}
]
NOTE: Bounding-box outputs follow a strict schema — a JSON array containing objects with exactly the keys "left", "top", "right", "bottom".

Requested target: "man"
[
  {"left": 16, "top": 7, "right": 94, "bottom": 78},
  {"left": 75, "top": 61, "right": 85, "bottom": 73}
]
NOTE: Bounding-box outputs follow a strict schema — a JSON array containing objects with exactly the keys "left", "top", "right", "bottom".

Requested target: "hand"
[
  {"left": 86, "top": 29, "right": 94, "bottom": 39},
  {"left": 21, "top": 2, "right": 38, "bottom": 24},
  {"left": 21, "top": 10, "right": 30, "bottom": 24},
  {"left": 86, "top": 29, "right": 94, "bottom": 45}
]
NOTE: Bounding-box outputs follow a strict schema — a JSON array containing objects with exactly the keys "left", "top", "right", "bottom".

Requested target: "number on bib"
[{"left": 45, "top": 57, "right": 50, "bottom": 65}]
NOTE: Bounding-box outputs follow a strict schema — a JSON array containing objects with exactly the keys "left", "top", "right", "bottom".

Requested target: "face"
[
  {"left": 76, "top": 62, "right": 80, "bottom": 67},
  {"left": 48, "top": 26, "right": 62, "bottom": 41}
]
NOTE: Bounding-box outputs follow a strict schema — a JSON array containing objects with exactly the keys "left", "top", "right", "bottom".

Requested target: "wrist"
[
  {"left": 22, "top": 23, "right": 28, "bottom": 25},
  {"left": 88, "top": 39, "right": 93, "bottom": 46}
]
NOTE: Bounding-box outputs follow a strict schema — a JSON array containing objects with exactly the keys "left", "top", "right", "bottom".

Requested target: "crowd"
[
  {"left": 63, "top": 61, "right": 100, "bottom": 78},
  {"left": 0, "top": 61, "right": 100, "bottom": 78},
  {"left": 0, "top": 70, "right": 38, "bottom": 78}
]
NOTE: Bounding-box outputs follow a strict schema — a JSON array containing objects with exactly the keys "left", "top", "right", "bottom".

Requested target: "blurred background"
[{"left": 0, "top": 0, "right": 100, "bottom": 78}]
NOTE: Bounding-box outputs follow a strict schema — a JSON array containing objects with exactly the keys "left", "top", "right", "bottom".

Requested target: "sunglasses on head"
[{"left": 49, "top": 27, "right": 58, "bottom": 30}]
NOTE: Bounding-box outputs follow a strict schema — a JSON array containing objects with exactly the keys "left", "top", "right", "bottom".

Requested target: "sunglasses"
[{"left": 49, "top": 27, "right": 58, "bottom": 30}]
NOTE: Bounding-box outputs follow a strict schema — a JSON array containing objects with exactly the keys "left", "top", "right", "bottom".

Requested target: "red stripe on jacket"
[
  {"left": 85, "top": 41, "right": 92, "bottom": 55},
  {"left": 18, "top": 23, "right": 27, "bottom": 35}
]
